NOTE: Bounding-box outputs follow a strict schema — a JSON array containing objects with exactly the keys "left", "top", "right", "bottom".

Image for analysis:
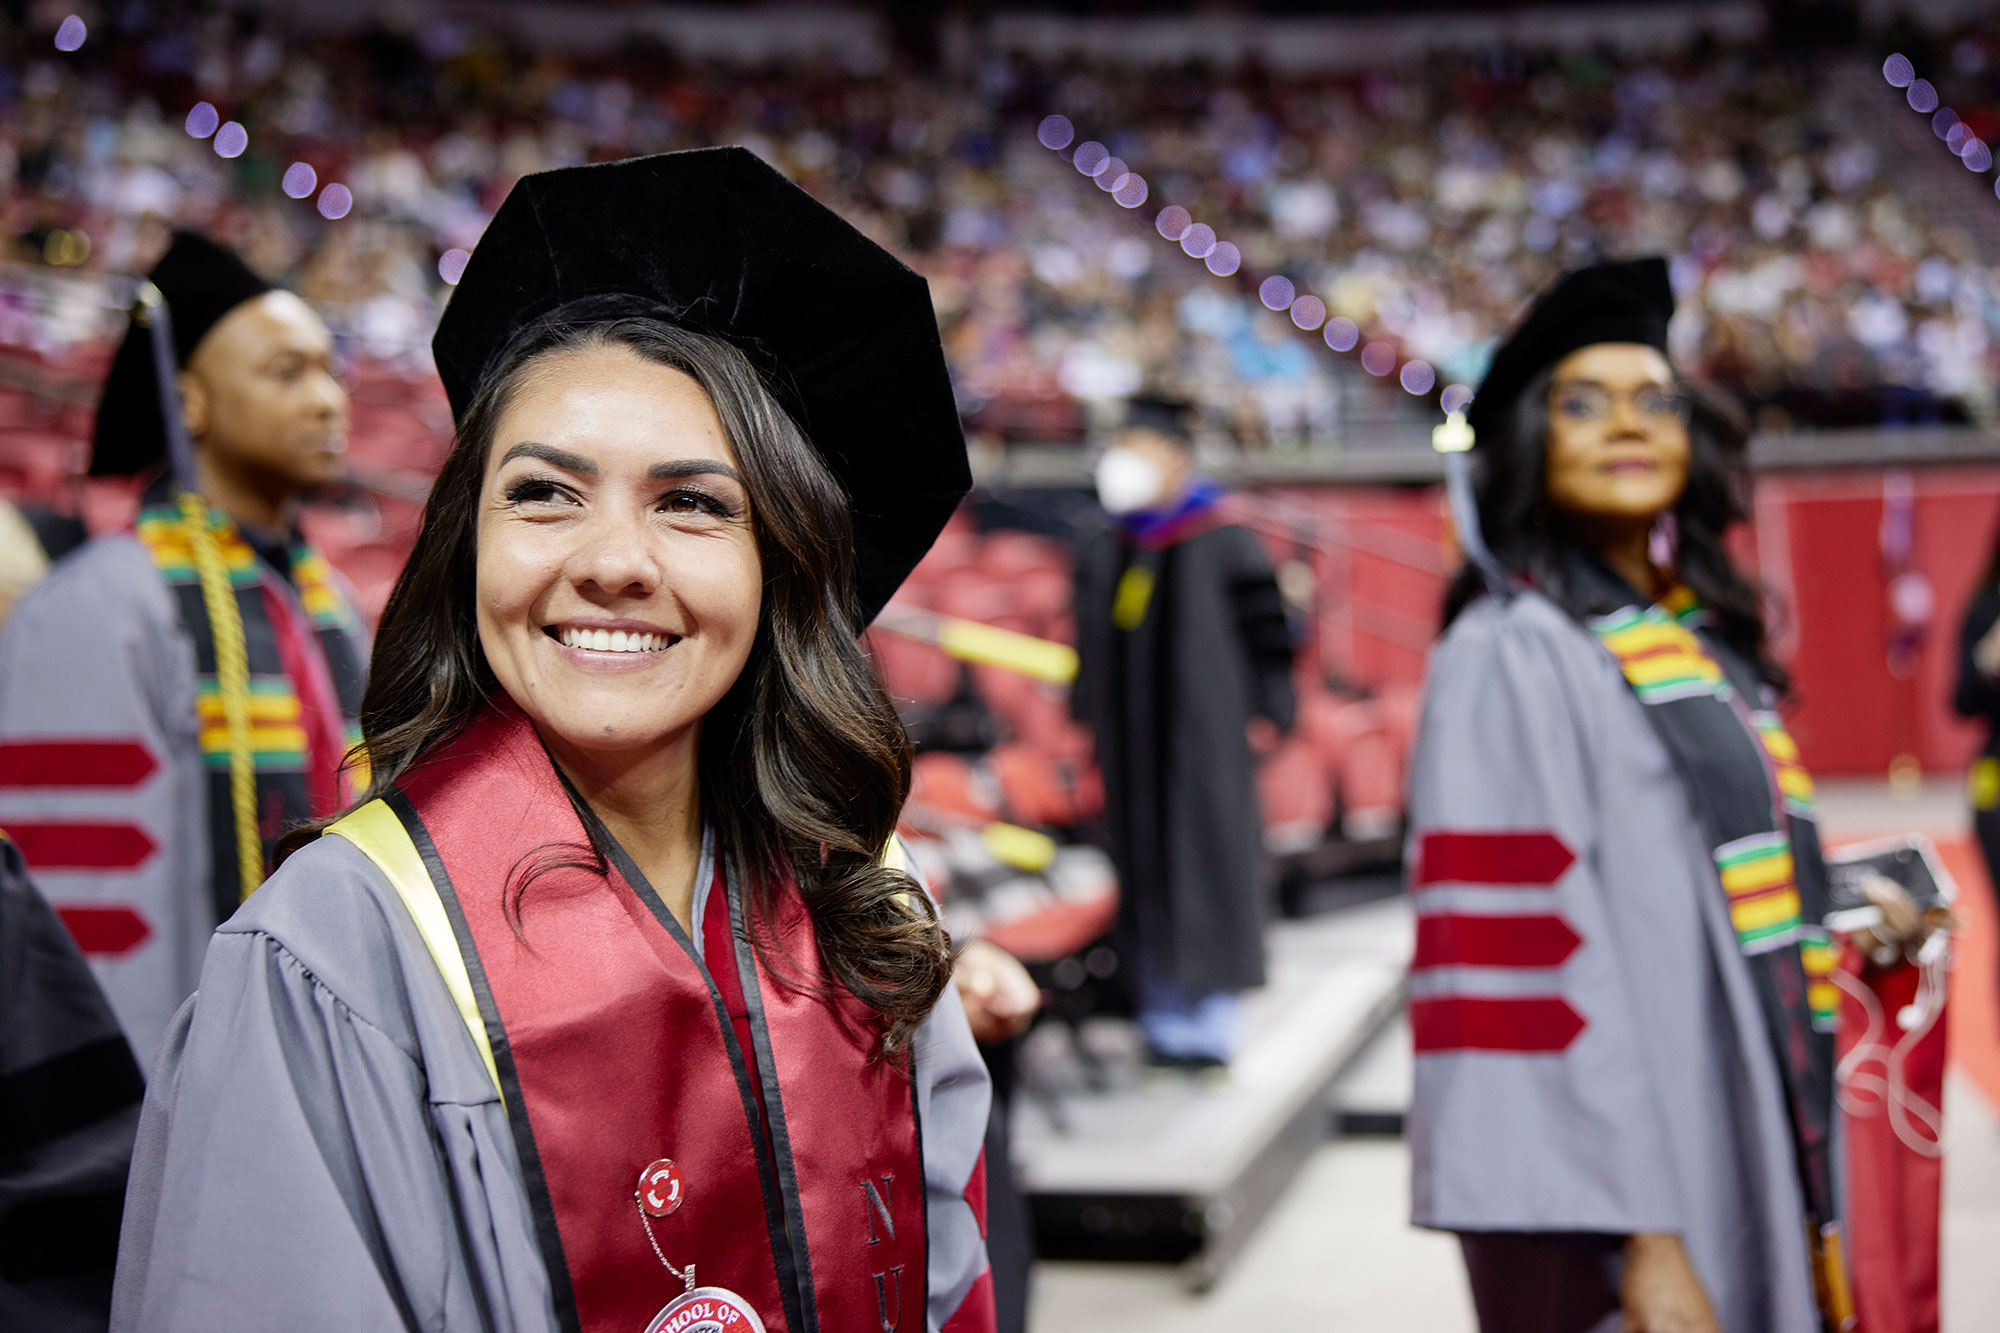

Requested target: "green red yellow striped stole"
[
  {"left": 1591, "top": 592, "right": 1834, "bottom": 1026},
  {"left": 136, "top": 504, "right": 358, "bottom": 776},
  {"left": 1712, "top": 830, "right": 1803, "bottom": 951}
]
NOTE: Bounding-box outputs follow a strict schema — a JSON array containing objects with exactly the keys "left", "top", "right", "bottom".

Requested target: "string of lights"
[
  {"left": 46, "top": 18, "right": 470, "bottom": 279},
  {"left": 1036, "top": 113, "right": 1474, "bottom": 416},
  {"left": 1882, "top": 54, "right": 2000, "bottom": 188}
]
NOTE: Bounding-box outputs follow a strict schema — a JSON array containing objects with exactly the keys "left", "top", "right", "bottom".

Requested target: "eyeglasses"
[{"left": 1548, "top": 381, "right": 1690, "bottom": 423}]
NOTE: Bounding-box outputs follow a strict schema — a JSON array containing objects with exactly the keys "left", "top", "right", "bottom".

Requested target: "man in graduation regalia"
[
  {"left": 0, "top": 233, "right": 369, "bottom": 1070},
  {"left": 1072, "top": 397, "right": 1295, "bottom": 1066}
]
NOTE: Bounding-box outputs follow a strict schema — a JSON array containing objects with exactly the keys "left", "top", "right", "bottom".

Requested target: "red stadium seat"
[{"left": 1258, "top": 736, "right": 1333, "bottom": 852}]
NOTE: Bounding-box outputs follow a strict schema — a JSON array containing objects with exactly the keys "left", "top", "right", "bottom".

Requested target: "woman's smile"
[
  {"left": 475, "top": 344, "right": 763, "bottom": 755},
  {"left": 545, "top": 619, "right": 683, "bottom": 662}
]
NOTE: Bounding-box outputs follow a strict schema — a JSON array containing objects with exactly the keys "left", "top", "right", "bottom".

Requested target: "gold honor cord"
[
  {"left": 180, "top": 493, "right": 263, "bottom": 900},
  {"left": 133, "top": 280, "right": 263, "bottom": 901}
]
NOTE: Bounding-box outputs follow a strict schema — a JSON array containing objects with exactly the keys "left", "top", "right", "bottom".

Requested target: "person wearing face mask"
[
  {"left": 110, "top": 151, "right": 995, "bottom": 1333},
  {"left": 0, "top": 233, "right": 367, "bottom": 1074},
  {"left": 1405, "top": 258, "right": 1899, "bottom": 1332},
  {"left": 1071, "top": 397, "right": 1294, "bottom": 1068}
]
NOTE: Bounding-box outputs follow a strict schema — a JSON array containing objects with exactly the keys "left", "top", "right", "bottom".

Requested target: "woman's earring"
[{"left": 1649, "top": 511, "right": 1680, "bottom": 571}]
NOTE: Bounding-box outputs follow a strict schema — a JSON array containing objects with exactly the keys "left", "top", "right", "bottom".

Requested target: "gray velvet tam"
[
  {"left": 1467, "top": 256, "right": 1675, "bottom": 445},
  {"left": 92, "top": 231, "right": 274, "bottom": 476},
  {"left": 433, "top": 146, "right": 970, "bottom": 625}
]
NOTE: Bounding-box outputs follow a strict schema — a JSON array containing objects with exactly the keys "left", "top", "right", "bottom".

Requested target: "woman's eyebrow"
[
  {"left": 648, "top": 459, "right": 742, "bottom": 483},
  {"left": 499, "top": 442, "right": 596, "bottom": 474}
]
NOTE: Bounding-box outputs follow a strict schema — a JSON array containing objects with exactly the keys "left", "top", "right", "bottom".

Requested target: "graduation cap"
[
  {"left": 433, "top": 146, "right": 970, "bottom": 625},
  {"left": 91, "top": 232, "right": 274, "bottom": 478},
  {"left": 1121, "top": 394, "right": 1196, "bottom": 445},
  {"left": 1466, "top": 256, "right": 1674, "bottom": 446}
]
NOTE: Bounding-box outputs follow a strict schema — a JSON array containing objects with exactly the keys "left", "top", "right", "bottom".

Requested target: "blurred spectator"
[{"left": 2, "top": 8, "right": 1998, "bottom": 452}]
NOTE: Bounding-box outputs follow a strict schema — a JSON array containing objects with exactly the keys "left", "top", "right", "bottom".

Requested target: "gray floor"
[{"left": 1031, "top": 1075, "right": 2000, "bottom": 1332}]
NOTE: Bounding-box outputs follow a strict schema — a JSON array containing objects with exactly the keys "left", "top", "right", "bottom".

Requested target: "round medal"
[
  {"left": 639, "top": 1159, "right": 686, "bottom": 1218},
  {"left": 640, "top": 1285, "right": 767, "bottom": 1333}
]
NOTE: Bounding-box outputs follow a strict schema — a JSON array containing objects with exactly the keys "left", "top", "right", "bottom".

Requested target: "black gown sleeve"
[
  {"left": 0, "top": 840, "right": 143, "bottom": 1332},
  {"left": 1953, "top": 592, "right": 2000, "bottom": 721},
  {"left": 1224, "top": 526, "right": 1296, "bottom": 732}
]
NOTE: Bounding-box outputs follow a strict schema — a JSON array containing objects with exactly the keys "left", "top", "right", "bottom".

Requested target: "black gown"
[
  {"left": 0, "top": 839, "right": 143, "bottom": 1332},
  {"left": 1072, "top": 518, "right": 1295, "bottom": 998}
]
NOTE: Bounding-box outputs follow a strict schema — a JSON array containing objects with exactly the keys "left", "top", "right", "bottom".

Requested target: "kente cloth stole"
[
  {"left": 1588, "top": 584, "right": 1848, "bottom": 1319},
  {"left": 135, "top": 494, "right": 366, "bottom": 915}
]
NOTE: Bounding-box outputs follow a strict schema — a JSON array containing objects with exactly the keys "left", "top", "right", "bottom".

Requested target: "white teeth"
[{"left": 559, "top": 627, "right": 673, "bottom": 653}]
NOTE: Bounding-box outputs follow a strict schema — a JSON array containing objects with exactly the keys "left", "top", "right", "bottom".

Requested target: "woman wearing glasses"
[{"left": 1404, "top": 259, "right": 1853, "bottom": 1332}]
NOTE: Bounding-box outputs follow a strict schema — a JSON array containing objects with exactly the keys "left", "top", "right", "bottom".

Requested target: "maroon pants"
[{"left": 1459, "top": 1232, "right": 1623, "bottom": 1333}]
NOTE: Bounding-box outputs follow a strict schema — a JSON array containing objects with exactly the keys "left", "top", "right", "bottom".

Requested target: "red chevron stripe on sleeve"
[
  {"left": 1414, "top": 914, "right": 1582, "bottom": 970},
  {"left": 939, "top": 1267, "right": 997, "bottom": 1333},
  {"left": 0, "top": 740, "right": 158, "bottom": 787},
  {"left": 964, "top": 1144, "right": 989, "bottom": 1239},
  {"left": 1411, "top": 830, "right": 1575, "bottom": 888},
  {"left": 53, "top": 905, "right": 152, "bottom": 956},
  {"left": 8, "top": 822, "right": 159, "bottom": 870},
  {"left": 1410, "top": 996, "right": 1586, "bottom": 1054}
]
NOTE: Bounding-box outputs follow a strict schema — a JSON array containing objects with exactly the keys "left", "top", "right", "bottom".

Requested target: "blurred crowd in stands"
[{"left": 4, "top": 9, "right": 2000, "bottom": 447}]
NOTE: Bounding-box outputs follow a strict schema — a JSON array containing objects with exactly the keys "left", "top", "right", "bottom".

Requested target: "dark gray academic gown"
[
  {"left": 1072, "top": 520, "right": 1295, "bottom": 996},
  {"left": 111, "top": 833, "right": 992, "bottom": 1332},
  {"left": 1, "top": 840, "right": 143, "bottom": 1332}
]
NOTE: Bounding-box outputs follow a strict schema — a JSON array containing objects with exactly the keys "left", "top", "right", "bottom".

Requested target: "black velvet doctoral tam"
[
  {"left": 433, "top": 146, "right": 970, "bottom": 626},
  {"left": 1467, "top": 256, "right": 1675, "bottom": 445},
  {"left": 91, "top": 231, "right": 274, "bottom": 477}
]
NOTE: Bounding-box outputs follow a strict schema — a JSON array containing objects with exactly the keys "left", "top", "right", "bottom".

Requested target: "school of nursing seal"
[{"left": 640, "top": 1286, "right": 768, "bottom": 1333}]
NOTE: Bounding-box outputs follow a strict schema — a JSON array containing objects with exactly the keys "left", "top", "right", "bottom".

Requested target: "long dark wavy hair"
[
  {"left": 1442, "top": 367, "right": 1787, "bottom": 691},
  {"left": 293, "top": 312, "right": 951, "bottom": 1051}
]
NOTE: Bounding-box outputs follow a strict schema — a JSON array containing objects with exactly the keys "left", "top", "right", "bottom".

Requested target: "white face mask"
[{"left": 1094, "top": 446, "right": 1167, "bottom": 514}]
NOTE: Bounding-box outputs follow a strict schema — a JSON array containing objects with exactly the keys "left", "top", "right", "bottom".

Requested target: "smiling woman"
[{"left": 112, "top": 151, "right": 997, "bottom": 1333}]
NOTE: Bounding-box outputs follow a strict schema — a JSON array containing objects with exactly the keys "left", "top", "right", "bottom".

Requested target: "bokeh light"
[
  {"left": 1259, "top": 276, "right": 1295, "bottom": 310},
  {"left": 1155, "top": 205, "right": 1191, "bottom": 241},
  {"left": 1180, "top": 223, "right": 1216, "bottom": 259},
  {"left": 1095, "top": 157, "right": 1126, "bottom": 186},
  {"left": 54, "top": 15, "right": 86, "bottom": 51},
  {"left": 1113, "top": 174, "right": 1149, "bottom": 208},
  {"left": 1400, "top": 360, "right": 1437, "bottom": 395},
  {"left": 282, "top": 162, "right": 318, "bottom": 198},
  {"left": 1360, "top": 341, "right": 1397, "bottom": 376},
  {"left": 1964, "top": 140, "right": 1993, "bottom": 173},
  {"left": 185, "top": 102, "right": 219, "bottom": 138},
  {"left": 1290, "top": 295, "right": 1326, "bottom": 330},
  {"left": 1324, "top": 317, "right": 1360, "bottom": 353},
  {"left": 1440, "top": 383, "right": 1475, "bottom": 415},
  {"left": 317, "top": 183, "right": 353, "bottom": 219},
  {"left": 1937, "top": 109, "right": 1962, "bottom": 139},
  {"left": 438, "top": 248, "right": 471, "bottom": 284},
  {"left": 1884, "top": 54, "right": 1915, "bottom": 87},
  {"left": 1205, "top": 242, "right": 1241, "bottom": 276},
  {"left": 1037, "top": 115, "right": 1075, "bottom": 150},
  {"left": 1908, "top": 79, "right": 1939, "bottom": 113},
  {"left": 1073, "top": 141, "right": 1109, "bottom": 176},
  {"left": 213, "top": 122, "right": 248, "bottom": 159}
]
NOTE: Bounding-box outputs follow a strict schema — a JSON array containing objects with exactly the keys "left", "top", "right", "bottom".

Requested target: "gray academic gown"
[
  {"left": 1405, "top": 590, "right": 1822, "bottom": 1332},
  {"left": 111, "top": 832, "right": 992, "bottom": 1332},
  {"left": 0, "top": 535, "right": 368, "bottom": 1072}
]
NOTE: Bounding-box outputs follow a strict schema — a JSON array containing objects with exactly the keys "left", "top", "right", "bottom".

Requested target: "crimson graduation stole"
[
  {"left": 134, "top": 477, "right": 367, "bottom": 916},
  {"left": 1580, "top": 563, "right": 1846, "bottom": 1318}
]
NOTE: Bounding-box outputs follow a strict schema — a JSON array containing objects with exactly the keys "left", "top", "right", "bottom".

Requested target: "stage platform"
[{"left": 1012, "top": 898, "right": 1413, "bottom": 1288}]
